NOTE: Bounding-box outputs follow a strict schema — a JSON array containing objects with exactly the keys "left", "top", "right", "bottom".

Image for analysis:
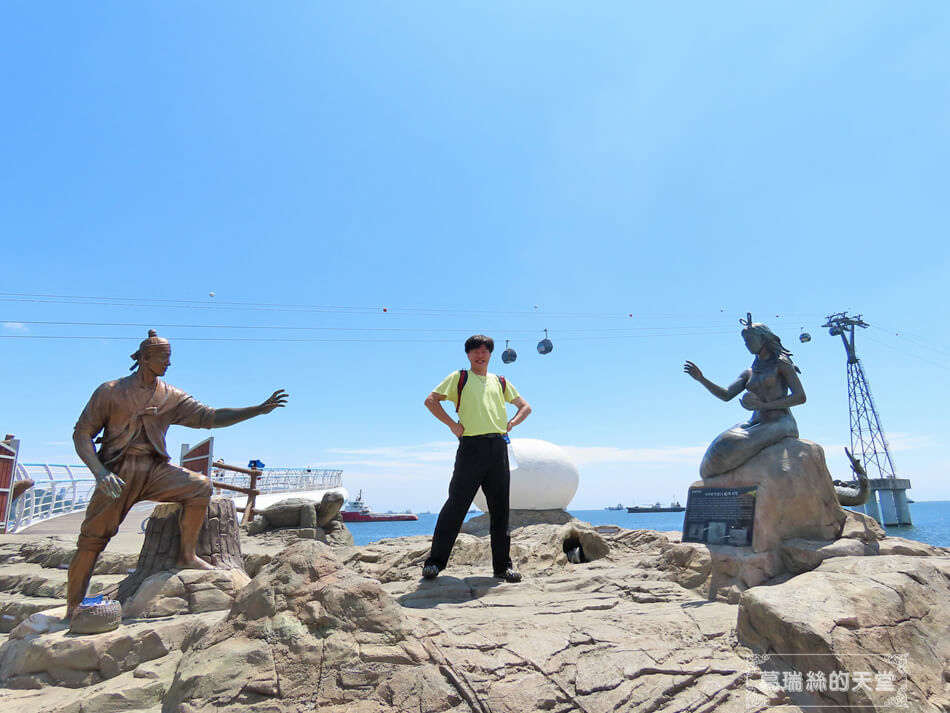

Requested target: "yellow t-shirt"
[{"left": 433, "top": 370, "right": 520, "bottom": 436}]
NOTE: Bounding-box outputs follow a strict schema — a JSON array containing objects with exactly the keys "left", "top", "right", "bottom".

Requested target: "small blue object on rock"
[
  {"left": 248, "top": 459, "right": 265, "bottom": 469},
  {"left": 70, "top": 596, "right": 122, "bottom": 635}
]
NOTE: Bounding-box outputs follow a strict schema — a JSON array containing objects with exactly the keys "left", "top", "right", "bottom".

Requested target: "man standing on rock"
[
  {"left": 67, "top": 330, "right": 288, "bottom": 617},
  {"left": 422, "top": 334, "right": 531, "bottom": 583}
]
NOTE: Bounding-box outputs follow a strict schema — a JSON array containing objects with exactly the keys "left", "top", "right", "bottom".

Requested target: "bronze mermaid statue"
[
  {"left": 684, "top": 314, "right": 805, "bottom": 478},
  {"left": 684, "top": 314, "right": 869, "bottom": 505}
]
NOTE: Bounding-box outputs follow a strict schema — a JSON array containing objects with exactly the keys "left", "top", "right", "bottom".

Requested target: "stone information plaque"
[{"left": 682, "top": 486, "right": 757, "bottom": 546}]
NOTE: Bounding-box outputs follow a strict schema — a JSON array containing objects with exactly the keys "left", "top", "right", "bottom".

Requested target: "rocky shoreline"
[{"left": 0, "top": 515, "right": 948, "bottom": 712}]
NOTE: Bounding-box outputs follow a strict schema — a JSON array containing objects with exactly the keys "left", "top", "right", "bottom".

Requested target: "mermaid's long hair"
[{"left": 740, "top": 313, "right": 800, "bottom": 373}]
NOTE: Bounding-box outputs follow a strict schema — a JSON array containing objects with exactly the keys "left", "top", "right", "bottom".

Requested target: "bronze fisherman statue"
[{"left": 67, "top": 330, "right": 288, "bottom": 618}]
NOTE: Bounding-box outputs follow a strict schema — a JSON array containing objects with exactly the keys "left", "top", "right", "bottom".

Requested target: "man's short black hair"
[{"left": 465, "top": 334, "right": 494, "bottom": 353}]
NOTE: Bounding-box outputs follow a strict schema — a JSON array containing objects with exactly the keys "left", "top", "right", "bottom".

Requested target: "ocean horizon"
[{"left": 344, "top": 500, "right": 950, "bottom": 549}]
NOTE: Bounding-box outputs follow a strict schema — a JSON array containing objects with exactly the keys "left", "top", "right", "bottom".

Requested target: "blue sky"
[{"left": 1, "top": 3, "right": 948, "bottom": 511}]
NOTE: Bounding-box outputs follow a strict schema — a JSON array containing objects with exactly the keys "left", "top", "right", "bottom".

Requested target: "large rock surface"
[
  {"left": 738, "top": 555, "right": 950, "bottom": 711},
  {"left": 122, "top": 568, "right": 251, "bottom": 619},
  {"left": 1, "top": 523, "right": 948, "bottom": 713},
  {"left": 0, "top": 611, "right": 223, "bottom": 689},
  {"left": 163, "top": 539, "right": 442, "bottom": 711},
  {"left": 696, "top": 438, "right": 847, "bottom": 552},
  {"left": 689, "top": 438, "right": 861, "bottom": 599}
]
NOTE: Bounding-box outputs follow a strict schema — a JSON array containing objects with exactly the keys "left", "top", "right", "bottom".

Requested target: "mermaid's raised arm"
[{"left": 684, "top": 361, "right": 750, "bottom": 402}]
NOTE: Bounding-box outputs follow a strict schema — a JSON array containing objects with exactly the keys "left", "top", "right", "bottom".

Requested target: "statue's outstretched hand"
[
  {"left": 95, "top": 470, "right": 125, "bottom": 499},
  {"left": 259, "top": 389, "right": 289, "bottom": 415},
  {"left": 683, "top": 361, "right": 703, "bottom": 381}
]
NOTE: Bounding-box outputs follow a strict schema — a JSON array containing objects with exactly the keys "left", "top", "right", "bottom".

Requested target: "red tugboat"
[{"left": 341, "top": 490, "right": 418, "bottom": 523}]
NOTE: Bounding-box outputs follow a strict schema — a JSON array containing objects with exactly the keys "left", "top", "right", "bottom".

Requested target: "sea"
[{"left": 345, "top": 501, "right": 950, "bottom": 549}]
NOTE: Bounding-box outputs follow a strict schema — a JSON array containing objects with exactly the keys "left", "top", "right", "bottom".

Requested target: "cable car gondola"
[
  {"left": 501, "top": 340, "right": 517, "bottom": 364},
  {"left": 537, "top": 329, "right": 553, "bottom": 355},
  {"left": 799, "top": 327, "right": 811, "bottom": 343}
]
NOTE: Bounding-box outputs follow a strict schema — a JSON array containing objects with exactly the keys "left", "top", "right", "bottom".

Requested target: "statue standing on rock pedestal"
[
  {"left": 67, "top": 330, "right": 288, "bottom": 618},
  {"left": 684, "top": 314, "right": 806, "bottom": 479}
]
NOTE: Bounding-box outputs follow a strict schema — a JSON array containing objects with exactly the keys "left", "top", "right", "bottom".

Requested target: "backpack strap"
[
  {"left": 455, "top": 369, "right": 468, "bottom": 413},
  {"left": 457, "top": 371, "right": 507, "bottom": 412}
]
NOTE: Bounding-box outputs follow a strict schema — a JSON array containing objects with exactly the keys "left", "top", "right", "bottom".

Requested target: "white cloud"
[
  {"left": 2, "top": 322, "right": 27, "bottom": 332},
  {"left": 308, "top": 442, "right": 459, "bottom": 497},
  {"left": 882, "top": 432, "right": 932, "bottom": 453},
  {"left": 325, "top": 440, "right": 708, "bottom": 471},
  {"left": 561, "top": 444, "right": 705, "bottom": 467},
  {"left": 325, "top": 441, "right": 457, "bottom": 466}
]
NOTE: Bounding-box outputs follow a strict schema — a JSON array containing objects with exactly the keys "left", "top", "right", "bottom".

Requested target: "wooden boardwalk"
[{"left": 16, "top": 501, "right": 157, "bottom": 537}]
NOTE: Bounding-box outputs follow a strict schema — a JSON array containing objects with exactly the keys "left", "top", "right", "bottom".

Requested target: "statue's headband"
[
  {"left": 130, "top": 329, "right": 170, "bottom": 370},
  {"left": 739, "top": 312, "right": 753, "bottom": 328}
]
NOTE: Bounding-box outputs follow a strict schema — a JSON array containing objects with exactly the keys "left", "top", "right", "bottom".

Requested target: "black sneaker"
[
  {"left": 493, "top": 568, "right": 522, "bottom": 583},
  {"left": 422, "top": 564, "right": 439, "bottom": 580}
]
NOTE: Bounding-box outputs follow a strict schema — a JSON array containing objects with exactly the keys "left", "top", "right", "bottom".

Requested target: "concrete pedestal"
[{"left": 859, "top": 478, "right": 913, "bottom": 526}]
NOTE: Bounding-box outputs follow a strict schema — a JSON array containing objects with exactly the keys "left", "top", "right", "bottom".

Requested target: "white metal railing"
[
  {"left": 7, "top": 464, "right": 343, "bottom": 534},
  {"left": 211, "top": 467, "right": 343, "bottom": 500},
  {"left": 8, "top": 463, "right": 98, "bottom": 534}
]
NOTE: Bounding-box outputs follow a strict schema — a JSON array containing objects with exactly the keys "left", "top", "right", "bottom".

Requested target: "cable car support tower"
[{"left": 823, "top": 312, "right": 912, "bottom": 526}]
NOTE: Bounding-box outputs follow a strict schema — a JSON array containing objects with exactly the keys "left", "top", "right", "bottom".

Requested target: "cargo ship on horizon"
[{"left": 626, "top": 500, "right": 685, "bottom": 513}]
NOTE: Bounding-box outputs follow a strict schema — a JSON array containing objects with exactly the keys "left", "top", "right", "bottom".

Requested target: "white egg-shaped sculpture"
[{"left": 473, "top": 438, "right": 578, "bottom": 511}]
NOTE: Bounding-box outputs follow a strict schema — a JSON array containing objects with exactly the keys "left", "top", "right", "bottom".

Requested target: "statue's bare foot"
[{"left": 176, "top": 554, "right": 216, "bottom": 570}]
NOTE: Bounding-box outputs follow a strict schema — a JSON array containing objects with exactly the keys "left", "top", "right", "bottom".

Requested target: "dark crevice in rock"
[
  {"left": 563, "top": 536, "right": 586, "bottom": 565},
  {"left": 637, "top": 670, "right": 706, "bottom": 713}
]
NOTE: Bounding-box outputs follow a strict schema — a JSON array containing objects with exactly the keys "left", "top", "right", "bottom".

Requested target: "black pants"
[{"left": 425, "top": 435, "right": 512, "bottom": 574}]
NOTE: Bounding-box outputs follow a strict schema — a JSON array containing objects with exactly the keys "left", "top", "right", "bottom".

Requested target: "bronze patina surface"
[
  {"left": 684, "top": 314, "right": 806, "bottom": 479},
  {"left": 67, "top": 330, "right": 288, "bottom": 617}
]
